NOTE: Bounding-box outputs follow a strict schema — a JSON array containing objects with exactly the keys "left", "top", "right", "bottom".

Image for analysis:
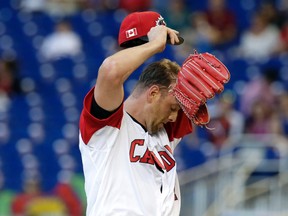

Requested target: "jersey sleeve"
[
  {"left": 79, "top": 87, "right": 124, "bottom": 145},
  {"left": 164, "top": 109, "right": 193, "bottom": 142}
]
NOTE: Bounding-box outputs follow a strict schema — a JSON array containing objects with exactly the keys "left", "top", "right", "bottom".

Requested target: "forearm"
[
  {"left": 94, "top": 38, "right": 164, "bottom": 111},
  {"left": 100, "top": 40, "right": 163, "bottom": 83}
]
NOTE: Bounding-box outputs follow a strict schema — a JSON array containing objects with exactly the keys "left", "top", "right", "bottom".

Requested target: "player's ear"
[{"left": 147, "top": 85, "right": 161, "bottom": 103}]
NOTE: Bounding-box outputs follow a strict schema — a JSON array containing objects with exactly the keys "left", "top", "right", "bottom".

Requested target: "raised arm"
[{"left": 94, "top": 25, "right": 179, "bottom": 112}]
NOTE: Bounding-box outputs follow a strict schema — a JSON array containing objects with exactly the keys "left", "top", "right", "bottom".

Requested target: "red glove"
[{"left": 172, "top": 51, "right": 230, "bottom": 126}]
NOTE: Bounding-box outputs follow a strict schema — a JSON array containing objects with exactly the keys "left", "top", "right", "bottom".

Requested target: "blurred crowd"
[
  {"left": 1, "top": 0, "right": 288, "bottom": 215},
  {"left": 12, "top": 0, "right": 288, "bottom": 62}
]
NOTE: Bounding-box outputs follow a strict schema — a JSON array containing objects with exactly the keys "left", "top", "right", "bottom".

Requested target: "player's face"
[{"left": 148, "top": 92, "right": 180, "bottom": 134}]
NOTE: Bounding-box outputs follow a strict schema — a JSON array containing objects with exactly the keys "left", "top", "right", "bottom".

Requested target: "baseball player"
[{"left": 79, "top": 11, "right": 230, "bottom": 216}]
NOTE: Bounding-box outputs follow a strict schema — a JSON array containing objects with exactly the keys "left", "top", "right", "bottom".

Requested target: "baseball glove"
[{"left": 172, "top": 51, "right": 230, "bottom": 126}]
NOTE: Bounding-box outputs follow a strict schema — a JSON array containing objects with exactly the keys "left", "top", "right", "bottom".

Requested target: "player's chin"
[
  {"left": 149, "top": 124, "right": 163, "bottom": 135},
  {"left": 156, "top": 123, "right": 165, "bottom": 132}
]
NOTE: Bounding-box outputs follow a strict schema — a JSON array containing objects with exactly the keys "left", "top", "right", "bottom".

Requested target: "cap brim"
[
  {"left": 140, "top": 34, "right": 185, "bottom": 45},
  {"left": 167, "top": 35, "right": 184, "bottom": 45},
  {"left": 120, "top": 35, "right": 184, "bottom": 48}
]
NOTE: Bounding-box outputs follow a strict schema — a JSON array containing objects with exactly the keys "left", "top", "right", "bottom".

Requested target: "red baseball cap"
[{"left": 118, "top": 11, "right": 184, "bottom": 48}]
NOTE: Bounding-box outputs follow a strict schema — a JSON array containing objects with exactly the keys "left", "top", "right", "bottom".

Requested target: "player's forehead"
[{"left": 164, "top": 92, "right": 180, "bottom": 107}]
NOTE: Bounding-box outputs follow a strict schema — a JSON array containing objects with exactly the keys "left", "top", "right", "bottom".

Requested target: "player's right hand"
[{"left": 147, "top": 26, "right": 180, "bottom": 52}]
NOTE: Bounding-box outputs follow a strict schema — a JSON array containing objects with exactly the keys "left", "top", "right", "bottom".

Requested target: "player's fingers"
[
  {"left": 148, "top": 25, "right": 166, "bottom": 42},
  {"left": 167, "top": 28, "right": 180, "bottom": 45}
]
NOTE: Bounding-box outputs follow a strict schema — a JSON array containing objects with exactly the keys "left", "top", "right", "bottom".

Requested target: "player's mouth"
[{"left": 158, "top": 123, "right": 164, "bottom": 129}]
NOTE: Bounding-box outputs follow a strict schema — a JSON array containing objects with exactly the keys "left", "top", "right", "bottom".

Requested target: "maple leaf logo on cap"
[{"left": 155, "top": 16, "right": 166, "bottom": 26}]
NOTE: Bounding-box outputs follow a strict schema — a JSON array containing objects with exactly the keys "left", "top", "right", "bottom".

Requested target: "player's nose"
[{"left": 168, "top": 112, "right": 178, "bottom": 122}]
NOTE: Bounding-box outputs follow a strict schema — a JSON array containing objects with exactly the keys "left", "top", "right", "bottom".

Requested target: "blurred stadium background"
[{"left": 0, "top": 0, "right": 288, "bottom": 215}]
